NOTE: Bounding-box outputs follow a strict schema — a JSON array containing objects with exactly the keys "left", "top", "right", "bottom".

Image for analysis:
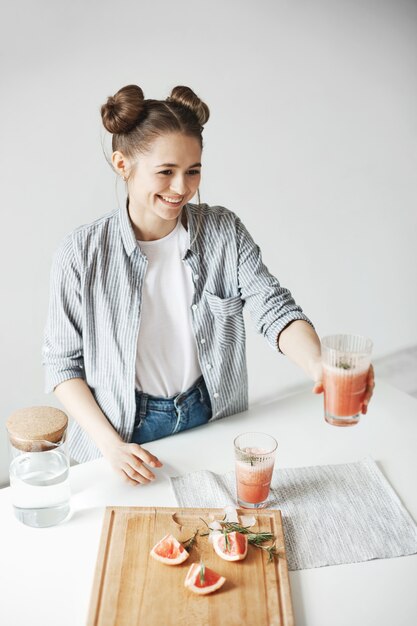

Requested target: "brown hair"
[{"left": 100, "top": 84, "right": 210, "bottom": 172}]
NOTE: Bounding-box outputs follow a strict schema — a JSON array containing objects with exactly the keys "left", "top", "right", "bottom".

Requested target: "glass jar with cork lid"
[{"left": 6, "top": 406, "right": 71, "bottom": 527}]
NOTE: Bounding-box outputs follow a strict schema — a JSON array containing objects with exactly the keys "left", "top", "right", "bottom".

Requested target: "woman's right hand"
[
  {"left": 102, "top": 441, "right": 163, "bottom": 485},
  {"left": 53, "top": 379, "right": 163, "bottom": 484}
]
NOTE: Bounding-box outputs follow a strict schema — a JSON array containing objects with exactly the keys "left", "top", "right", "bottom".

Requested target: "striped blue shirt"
[{"left": 42, "top": 202, "right": 313, "bottom": 462}]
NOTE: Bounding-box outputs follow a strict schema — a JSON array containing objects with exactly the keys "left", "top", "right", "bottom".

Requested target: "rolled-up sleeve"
[
  {"left": 42, "top": 235, "right": 85, "bottom": 392},
  {"left": 236, "top": 217, "right": 314, "bottom": 353}
]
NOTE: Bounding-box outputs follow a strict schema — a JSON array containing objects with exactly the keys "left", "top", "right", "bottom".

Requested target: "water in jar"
[{"left": 9, "top": 449, "right": 70, "bottom": 527}]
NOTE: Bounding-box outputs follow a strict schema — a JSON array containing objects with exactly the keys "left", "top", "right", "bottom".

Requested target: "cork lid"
[{"left": 6, "top": 406, "right": 68, "bottom": 452}]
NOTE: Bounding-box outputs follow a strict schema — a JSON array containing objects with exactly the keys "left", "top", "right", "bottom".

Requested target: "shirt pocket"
[{"left": 205, "top": 291, "right": 245, "bottom": 348}]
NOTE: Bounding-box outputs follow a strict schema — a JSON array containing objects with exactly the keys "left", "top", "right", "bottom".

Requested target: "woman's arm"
[
  {"left": 54, "top": 378, "right": 162, "bottom": 484},
  {"left": 278, "top": 320, "right": 323, "bottom": 387},
  {"left": 235, "top": 217, "right": 314, "bottom": 351}
]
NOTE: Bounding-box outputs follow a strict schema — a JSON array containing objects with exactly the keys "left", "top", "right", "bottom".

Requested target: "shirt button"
[
  {"left": 206, "top": 364, "right": 212, "bottom": 370},
  {"left": 194, "top": 274, "right": 199, "bottom": 281},
  {"left": 213, "top": 392, "right": 219, "bottom": 399},
  {"left": 192, "top": 304, "right": 198, "bottom": 311},
  {"left": 201, "top": 338, "right": 206, "bottom": 344}
]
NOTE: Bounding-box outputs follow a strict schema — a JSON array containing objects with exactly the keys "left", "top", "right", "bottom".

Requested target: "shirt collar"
[
  {"left": 119, "top": 199, "right": 200, "bottom": 257},
  {"left": 183, "top": 203, "right": 200, "bottom": 257},
  {"left": 119, "top": 198, "right": 137, "bottom": 256}
]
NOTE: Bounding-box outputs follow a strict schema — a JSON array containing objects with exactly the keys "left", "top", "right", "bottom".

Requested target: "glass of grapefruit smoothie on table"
[
  {"left": 234, "top": 432, "right": 277, "bottom": 509},
  {"left": 321, "top": 334, "right": 373, "bottom": 427}
]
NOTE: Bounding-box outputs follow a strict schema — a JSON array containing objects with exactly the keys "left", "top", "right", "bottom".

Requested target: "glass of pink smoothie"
[
  {"left": 321, "top": 334, "right": 373, "bottom": 427},
  {"left": 234, "top": 432, "right": 277, "bottom": 509}
]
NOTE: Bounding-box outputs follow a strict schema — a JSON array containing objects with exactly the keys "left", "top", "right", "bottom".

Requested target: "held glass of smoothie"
[
  {"left": 321, "top": 334, "right": 373, "bottom": 427},
  {"left": 234, "top": 432, "right": 277, "bottom": 509}
]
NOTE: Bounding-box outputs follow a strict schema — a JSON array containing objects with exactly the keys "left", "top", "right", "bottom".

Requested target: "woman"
[{"left": 42, "top": 84, "right": 374, "bottom": 485}]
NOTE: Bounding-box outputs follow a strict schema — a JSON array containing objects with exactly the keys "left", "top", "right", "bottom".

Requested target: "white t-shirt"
[{"left": 135, "top": 218, "right": 202, "bottom": 397}]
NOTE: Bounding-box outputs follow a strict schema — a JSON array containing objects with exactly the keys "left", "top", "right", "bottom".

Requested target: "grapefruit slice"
[
  {"left": 184, "top": 562, "right": 226, "bottom": 595},
  {"left": 150, "top": 534, "right": 189, "bottom": 565},
  {"left": 212, "top": 531, "right": 248, "bottom": 562}
]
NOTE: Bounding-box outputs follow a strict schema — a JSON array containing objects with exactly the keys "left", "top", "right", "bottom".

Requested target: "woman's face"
[{"left": 124, "top": 132, "right": 202, "bottom": 224}]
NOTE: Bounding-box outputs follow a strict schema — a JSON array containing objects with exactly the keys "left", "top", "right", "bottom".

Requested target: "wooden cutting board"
[{"left": 87, "top": 506, "right": 294, "bottom": 626}]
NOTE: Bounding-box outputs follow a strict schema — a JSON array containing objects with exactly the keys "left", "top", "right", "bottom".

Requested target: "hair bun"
[
  {"left": 100, "top": 84, "right": 145, "bottom": 134},
  {"left": 167, "top": 86, "right": 210, "bottom": 126}
]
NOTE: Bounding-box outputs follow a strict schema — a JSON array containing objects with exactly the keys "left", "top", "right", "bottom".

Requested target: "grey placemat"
[{"left": 170, "top": 457, "right": 417, "bottom": 571}]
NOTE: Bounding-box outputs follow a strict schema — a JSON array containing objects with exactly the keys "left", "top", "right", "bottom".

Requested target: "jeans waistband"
[{"left": 135, "top": 376, "right": 207, "bottom": 415}]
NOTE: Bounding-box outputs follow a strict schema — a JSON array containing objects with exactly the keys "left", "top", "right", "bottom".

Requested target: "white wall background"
[{"left": 1, "top": 0, "right": 416, "bottom": 485}]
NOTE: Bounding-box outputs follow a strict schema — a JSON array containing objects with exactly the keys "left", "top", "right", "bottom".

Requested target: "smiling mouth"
[{"left": 157, "top": 195, "right": 184, "bottom": 206}]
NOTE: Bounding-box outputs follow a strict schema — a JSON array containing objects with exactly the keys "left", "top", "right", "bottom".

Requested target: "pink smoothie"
[
  {"left": 323, "top": 364, "right": 369, "bottom": 419},
  {"left": 235, "top": 458, "right": 275, "bottom": 504}
]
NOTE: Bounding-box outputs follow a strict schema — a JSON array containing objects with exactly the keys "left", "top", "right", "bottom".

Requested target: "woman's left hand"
[{"left": 312, "top": 364, "right": 375, "bottom": 414}]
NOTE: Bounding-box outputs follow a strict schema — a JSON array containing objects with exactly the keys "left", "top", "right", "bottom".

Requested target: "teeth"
[{"left": 160, "top": 196, "right": 182, "bottom": 204}]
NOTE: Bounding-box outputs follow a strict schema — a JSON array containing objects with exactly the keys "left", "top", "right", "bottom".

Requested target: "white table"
[{"left": 1, "top": 380, "right": 416, "bottom": 626}]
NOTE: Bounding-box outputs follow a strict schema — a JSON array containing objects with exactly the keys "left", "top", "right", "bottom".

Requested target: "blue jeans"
[{"left": 131, "top": 376, "right": 212, "bottom": 445}]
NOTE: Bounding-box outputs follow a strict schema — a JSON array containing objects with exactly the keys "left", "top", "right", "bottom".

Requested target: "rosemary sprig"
[
  {"left": 220, "top": 522, "right": 274, "bottom": 542},
  {"left": 182, "top": 529, "right": 199, "bottom": 552},
  {"left": 238, "top": 452, "right": 264, "bottom": 465},
  {"left": 256, "top": 542, "right": 279, "bottom": 563},
  {"left": 336, "top": 360, "right": 352, "bottom": 370},
  {"left": 218, "top": 521, "right": 279, "bottom": 562},
  {"left": 199, "top": 560, "right": 205, "bottom": 584},
  {"left": 223, "top": 529, "right": 231, "bottom": 552},
  {"left": 196, "top": 516, "right": 280, "bottom": 562},
  {"left": 247, "top": 532, "right": 276, "bottom": 544}
]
